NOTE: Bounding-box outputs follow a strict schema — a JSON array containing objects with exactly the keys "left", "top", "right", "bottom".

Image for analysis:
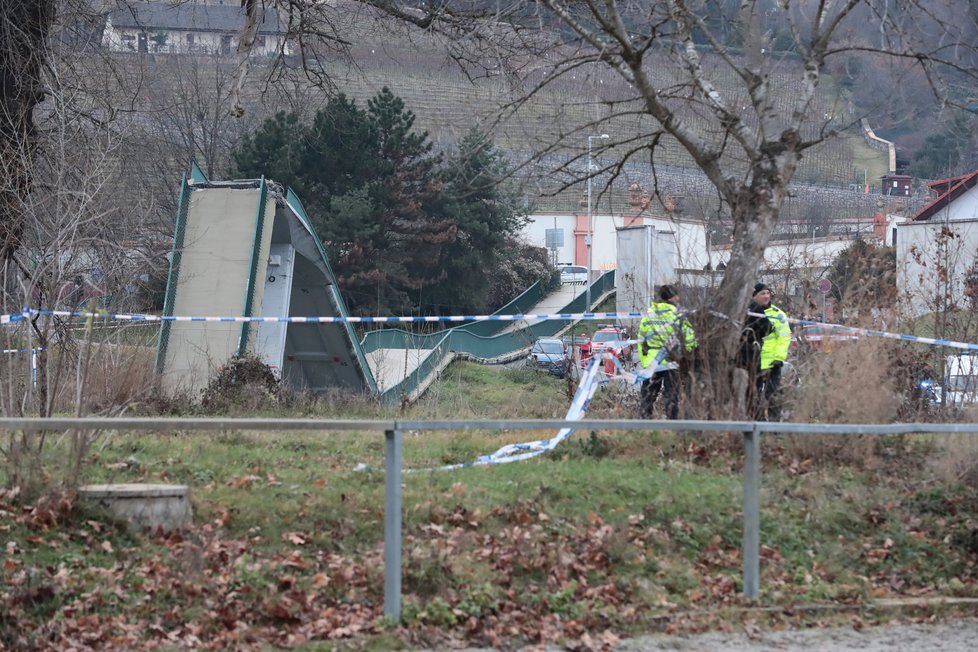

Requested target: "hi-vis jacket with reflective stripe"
[
  {"left": 638, "top": 302, "right": 697, "bottom": 371},
  {"left": 760, "top": 304, "right": 791, "bottom": 370}
]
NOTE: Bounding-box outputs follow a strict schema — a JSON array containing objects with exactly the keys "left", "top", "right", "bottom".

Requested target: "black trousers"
[
  {"left": 641, "top": 369, "right": 681, "bottom": 420},
  {"left": 755, "top": 364, "right": 783, "bottom": 420}
]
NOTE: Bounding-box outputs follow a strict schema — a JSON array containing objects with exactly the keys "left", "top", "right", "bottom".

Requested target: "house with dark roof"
[
  {"left": 102, "top": 0, "right": 288, "bottom": 56},
  {"left": 896, "top": 169, "right": 978, "bottom": 316}
]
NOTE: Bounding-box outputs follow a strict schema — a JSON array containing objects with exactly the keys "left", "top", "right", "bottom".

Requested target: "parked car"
[
  {"left": 558, "top": 264, "right": 588, "bottom": 285},
  {"left": 792, "top": 324, "right": 859, "bottom": 352},
  {"left": 526, "top": 338, "right": 570, "bottom": 377},
  {"left": 944, "top": 353, "right": 978, "bottom": 406},
  {"left": 581, "top": 325, "right": 633, "bottom": 366}
]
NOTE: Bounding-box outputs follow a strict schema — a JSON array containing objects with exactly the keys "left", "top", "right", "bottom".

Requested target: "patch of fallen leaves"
[{"left": 3, "top": 488, "right": 978, "bottom": 651}]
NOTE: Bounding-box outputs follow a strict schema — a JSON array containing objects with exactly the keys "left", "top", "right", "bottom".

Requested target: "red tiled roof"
[{"left": 911, "top": 169, "right": 978, "bottom": 221}]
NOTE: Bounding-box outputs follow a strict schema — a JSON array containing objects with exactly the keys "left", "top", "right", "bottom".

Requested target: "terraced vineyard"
[
  {"left": 297, "top": 16, "right": 882, "bottom": 214},
  {"left": 86, "top": 7, "right": 889, "bottom": 217}
]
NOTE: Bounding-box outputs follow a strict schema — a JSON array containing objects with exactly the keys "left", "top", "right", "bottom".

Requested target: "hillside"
[
  {"left": 287, "top": 9, "right": 889, "bottom": 215},
  {"left": 72, "top": 4, "right": 893, "bottom": 220}
]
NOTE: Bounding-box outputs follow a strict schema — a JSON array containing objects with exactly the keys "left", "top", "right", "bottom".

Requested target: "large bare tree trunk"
[{"left": 0, "top": 0, "right": 55, "bottom": 266}]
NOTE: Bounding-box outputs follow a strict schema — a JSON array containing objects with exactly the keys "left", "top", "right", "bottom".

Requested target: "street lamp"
[{"left": 585, "top": 133, "right": 609, "bottom": 311}]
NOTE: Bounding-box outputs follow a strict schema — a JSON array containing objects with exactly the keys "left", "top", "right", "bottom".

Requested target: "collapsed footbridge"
[{"left": 156, "top": 166, "right": 615, "bottom": 403}]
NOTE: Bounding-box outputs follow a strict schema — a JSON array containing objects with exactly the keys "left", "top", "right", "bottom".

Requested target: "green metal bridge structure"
[{"left": 155, "top": 164, "right": 617, "bottom": 403}]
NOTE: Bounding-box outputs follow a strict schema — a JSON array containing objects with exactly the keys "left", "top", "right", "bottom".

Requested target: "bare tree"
[
  {"left": 0, "top": 1, "right": 57, "bottom": 266},
  {"left": 0, "top": 0, "right": 166, "bottom": 490}
]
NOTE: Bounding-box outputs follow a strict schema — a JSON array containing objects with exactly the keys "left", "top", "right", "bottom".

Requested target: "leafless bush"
[
  {"left": 0, "top": 30, "right": 159, "bottom": 491},
  {"left": 777, "top": 339, "right": 896, "bottom": 465},
  {"left": 199, "top": 355, "right": 282, "bottom": 412}
]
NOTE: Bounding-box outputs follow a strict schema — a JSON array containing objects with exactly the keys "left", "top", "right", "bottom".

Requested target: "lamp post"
[{"left": 585, "top": 133, "right": 609, "bottom": 311}]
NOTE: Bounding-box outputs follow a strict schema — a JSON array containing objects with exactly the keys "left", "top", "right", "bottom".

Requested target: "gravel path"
[
  {"left": 448, "top": 616, "right": 978, "bottom": 652},
  {"left": 614, "top": 618, "right": 978, "bottom": 651}
]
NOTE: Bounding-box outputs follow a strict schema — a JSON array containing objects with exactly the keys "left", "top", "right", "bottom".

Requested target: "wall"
[
  {"left": 711, "top": 236, "right": 850, "bottom": 271},
  {"left": 930, "top": 185, "right": 978, "bottom": 221},
  {"left": 521, "top": 212, "right": 708, "bottom": 271},
  {"left": 896, "top": 218, "right": 978, "bottom": 317}
]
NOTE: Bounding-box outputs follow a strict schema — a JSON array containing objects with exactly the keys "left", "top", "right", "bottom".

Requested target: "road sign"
[
  {"left": 816, "top": 278, "right": 832, "bottom": 294},
  {"left": 545, "top": 228, "right": 564, "bottom": 249}
]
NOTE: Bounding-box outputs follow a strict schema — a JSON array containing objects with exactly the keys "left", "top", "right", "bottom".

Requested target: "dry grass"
[
  {"left": 45, "top": 342, "right": 157, "bottom": 416},
  {"left": 779, "top": 339, "right": 908, "bottom": 466},
  {"left": 787, "top": 339, "right": 902, "bottom": 424}
]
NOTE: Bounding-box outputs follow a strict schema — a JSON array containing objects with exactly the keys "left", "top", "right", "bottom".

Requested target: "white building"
[
  {"left": 522, "top": 207, "right": 847, "bottom": 280},
  {"left": 102, "top": 1, "right": 288, "bottom": 56},
  {"left": 523, "top": 211, "right": 711, "bottom": 271},
  {"left": 896, "top": 170, "right": 978, "bottom": 316},
  {"left": 521, "top": 182, "right": 906, "bottom": 318}
]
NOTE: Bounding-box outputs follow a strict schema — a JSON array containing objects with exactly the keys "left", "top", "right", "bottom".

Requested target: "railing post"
[
  {"left": 383, "top": 429, "right": 403, "bottom": 619},
  {"left": 742, "top": 424, "right": 760, "bottom": 600}
]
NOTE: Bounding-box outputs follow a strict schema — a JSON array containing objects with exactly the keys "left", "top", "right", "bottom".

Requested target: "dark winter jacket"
[{"left": 738, "top": 301, "right": 773, "bottom": 371}]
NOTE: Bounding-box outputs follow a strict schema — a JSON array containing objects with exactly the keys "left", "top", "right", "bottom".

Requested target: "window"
[
  {"left": 531, "top": 340, "right": 564, "bottom": 355},
  {"left": 186, "top": 33, "right": 194, "bottom": 45},
  {"left": 256, "top": 35, "right": 266, "bottom": 48}
]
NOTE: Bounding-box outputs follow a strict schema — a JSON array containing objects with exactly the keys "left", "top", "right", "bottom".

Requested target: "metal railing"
[
  {"left": 363, "top": 271, "right": 617, "bottom": 403},
  {"left": 4, "top": 416, "right": 976, "bottom": 618}
]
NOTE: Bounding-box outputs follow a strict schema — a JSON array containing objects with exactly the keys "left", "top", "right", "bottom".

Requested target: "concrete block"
[{"left": 78, "top": 483, "right": 192, "bottom": 532}]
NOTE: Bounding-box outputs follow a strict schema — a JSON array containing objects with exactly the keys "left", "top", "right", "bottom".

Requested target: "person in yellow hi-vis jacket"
[
  {"left": 638, "top": 285, "right": 697, "bottom": 419},
  {"left": 752, "top": 283, "right": 792, "bottom": 419}
]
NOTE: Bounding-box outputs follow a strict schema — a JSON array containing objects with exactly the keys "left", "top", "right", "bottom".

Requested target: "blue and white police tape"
[
  {"left": 746, "top": 311, "right": 978, "bottom": 353},
  {"left": 5, "top": 307, "right": 692, "bottom": 329},
  {"left": 471, "top": 354, "right": 606, "bottom": 466},
  {"left": 4, "top": 308, "right": 662, "bottom": 325},
  {"left": 397, "top": 338, "right": 679, "bottom": 473},
  {"left": 389, "top": 353, "right": 608, "bottom": 473},
  {"left": 11, "top": 304, "right": 978, "bottom": 355}
]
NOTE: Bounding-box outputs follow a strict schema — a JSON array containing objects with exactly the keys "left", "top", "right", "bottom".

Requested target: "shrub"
[{"left": 200, "top": 355, "right": 280, "bottom": 411}]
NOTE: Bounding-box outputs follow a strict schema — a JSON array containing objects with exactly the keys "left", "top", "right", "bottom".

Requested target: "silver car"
[{"left": 527, "top": 338, "right": 570, "bottom": 377}]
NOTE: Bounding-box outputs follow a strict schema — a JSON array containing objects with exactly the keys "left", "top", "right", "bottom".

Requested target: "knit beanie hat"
[
  {"left": 658, "top": 284, "right": 679, "bottom": 302},
  {"left": 752, "top": 282, "right": 769, "bottom": 297}
]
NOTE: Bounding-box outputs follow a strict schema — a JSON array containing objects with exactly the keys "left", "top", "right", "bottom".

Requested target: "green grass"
[
  {"left": 4, "top": 363, "right": 978, "bottom": 649},
  {"left": 909, "top": 311, "right": 978, "bottom": 343},
  {"left": 568, "top": 296, "right": 619, "bottom": 338},
  {"left": 846, "top": 130, "right": 890, "bottom": 188}
]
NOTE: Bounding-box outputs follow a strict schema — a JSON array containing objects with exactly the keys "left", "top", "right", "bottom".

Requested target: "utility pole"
[{"left": 586, "top": 133, "right": 609, "bottom": 310}]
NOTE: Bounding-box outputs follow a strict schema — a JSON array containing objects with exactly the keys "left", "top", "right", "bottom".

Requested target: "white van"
[
  {"left": 945, "top": 353, "right": 978, "bottom": 405},
  {"left": 558, "top": 264, "right": 588, "bottom": 285}
]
